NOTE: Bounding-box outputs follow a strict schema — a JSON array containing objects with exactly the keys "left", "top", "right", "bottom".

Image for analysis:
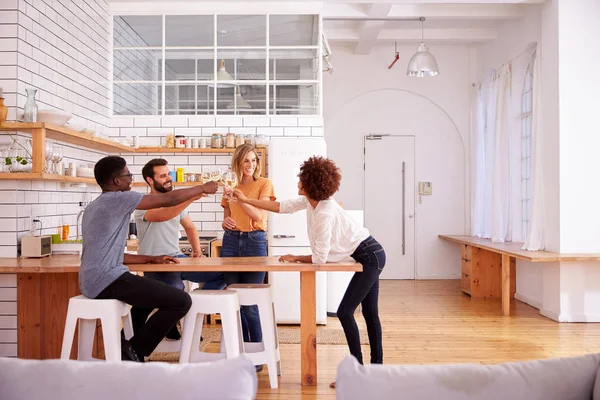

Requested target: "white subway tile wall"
[{"left": 0, "top": 0, "right": 112, "bottom": 357}]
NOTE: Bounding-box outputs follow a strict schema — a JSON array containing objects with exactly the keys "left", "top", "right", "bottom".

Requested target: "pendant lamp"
[{"left": 407, "top": 17, "right": 439, "bottom": 77}]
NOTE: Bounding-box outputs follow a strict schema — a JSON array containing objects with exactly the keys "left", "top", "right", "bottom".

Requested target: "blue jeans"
[{"left": 220, "top": 230, "right": 267, "bottom": 343}]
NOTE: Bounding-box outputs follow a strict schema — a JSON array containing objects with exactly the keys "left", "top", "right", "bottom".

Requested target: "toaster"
[{"left": 21, "top": 235, "right": 52, "bottom": 258}]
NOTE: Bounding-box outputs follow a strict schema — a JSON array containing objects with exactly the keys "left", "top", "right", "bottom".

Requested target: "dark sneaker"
[{"left": 121, "top": 340, "right": 144, "bottom": 362}]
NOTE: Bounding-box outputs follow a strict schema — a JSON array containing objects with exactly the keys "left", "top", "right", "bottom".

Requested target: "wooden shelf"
[
  {"left": 0, "top": 122, "right": 134, "bottom": 153},
  {"left": 134, "top": 147, "right": 262, "bottom": 153},
  {"left": 0, "top": 172, "right": 97, "bottom": 184}
]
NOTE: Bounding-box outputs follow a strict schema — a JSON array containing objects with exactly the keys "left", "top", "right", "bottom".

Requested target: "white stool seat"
[
  {"left": 227, "top": 283, "right": 281, "bottom": 389},
  {"left": 179, "top": 290, "right": 244, "bottom": 364},
  {"left": 60, "top": 295, "right": 133, "bottom": 362}
]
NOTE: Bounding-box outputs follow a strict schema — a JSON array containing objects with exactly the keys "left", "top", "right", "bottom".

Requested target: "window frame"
[{"left": 111, "top": 13, "right": 323, "bottom": 117}]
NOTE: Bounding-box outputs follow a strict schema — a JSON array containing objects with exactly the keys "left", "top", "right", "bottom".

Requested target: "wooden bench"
[{"left": 439, "top": 235, "right": 600, "bottom": 316}]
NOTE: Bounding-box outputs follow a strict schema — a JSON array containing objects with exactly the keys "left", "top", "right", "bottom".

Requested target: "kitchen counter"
[{"left": 0, "top": 255, "right": 361, "bottom": 387}]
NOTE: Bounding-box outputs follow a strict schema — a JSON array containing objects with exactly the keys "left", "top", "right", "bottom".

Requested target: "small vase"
[
  {"left": 0, "top": 98, "right": 7, "bottom": 123},
  {"left": 23, "top": 89, "right": 38, "bottom": 123}
]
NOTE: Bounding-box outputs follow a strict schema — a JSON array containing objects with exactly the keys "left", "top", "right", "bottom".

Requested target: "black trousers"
[
  {"left": 337, "top": 236, "right": 386, "bottom": 365},
  {"left": 95, "top": 272, "right": 192, "bottom": 356}
]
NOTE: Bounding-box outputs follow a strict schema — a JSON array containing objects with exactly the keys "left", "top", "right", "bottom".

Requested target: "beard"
[{"left": 153, "top": 181, "right": 173, "bottom": 193}]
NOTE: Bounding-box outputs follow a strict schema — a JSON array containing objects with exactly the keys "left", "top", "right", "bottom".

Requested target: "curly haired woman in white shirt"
[{"left": 227, "top": 156, "right": 386, "bottom": 389}]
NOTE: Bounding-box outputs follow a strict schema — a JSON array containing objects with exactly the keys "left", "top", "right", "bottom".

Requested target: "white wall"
[
  {"left": 557, "top": 0, "right": 600, "bottom": 254},
  {"left": 324, "top": 43, "right": 469, "bottom": 279}
]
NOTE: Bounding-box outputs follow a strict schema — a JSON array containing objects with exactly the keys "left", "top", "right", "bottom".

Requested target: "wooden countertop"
[
  {"left": 439, "top": 235, "right": 600, "bottom": 262},
  {"left": 0, "top": 255, "right": 362, "bottom": 273}
]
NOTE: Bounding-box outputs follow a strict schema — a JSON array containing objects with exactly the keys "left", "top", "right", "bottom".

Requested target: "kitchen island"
[{"left": 0, "top": 255, "right": 361, "bottom": 386}]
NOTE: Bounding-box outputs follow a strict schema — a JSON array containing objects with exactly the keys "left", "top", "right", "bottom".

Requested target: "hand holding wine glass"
[{"left": 221, "top": 170, "right": 238, "bottom": 201}]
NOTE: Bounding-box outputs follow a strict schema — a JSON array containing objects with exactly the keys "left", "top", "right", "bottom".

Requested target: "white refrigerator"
[{"left": 267, "top": 137, "right": 328, "bottom": 325}]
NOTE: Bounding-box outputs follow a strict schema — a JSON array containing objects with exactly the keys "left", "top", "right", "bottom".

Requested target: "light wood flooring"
[{"left": 231, "top": 280, "right": 600, "bottom": 399}]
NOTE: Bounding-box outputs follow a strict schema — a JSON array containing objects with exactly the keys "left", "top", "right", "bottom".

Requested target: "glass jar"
[
  {"left": 244, "top": 134, "right": 256, "bottom": 146},
  {"left": 211, "top": 133, "right": 224, "bottom": 148},
  {"left": 235, "top": 134, "right": 245, "bottom": 147},
  {"left": 166, "top": 133, "right": 175, "bottom": 148},
  {"left": 256, "top": 134, "right": 268, "bottom": 148},
  {"left": 225, "top": 133, "right": 236, "bottom": 148},
  {"left": 175, "top": 135, "right": 186, "bottom": 149}
]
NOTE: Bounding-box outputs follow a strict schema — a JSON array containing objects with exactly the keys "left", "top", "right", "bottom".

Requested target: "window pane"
[
  {"left": 217, "top": 49, "right": 266, "bottom": 80},
  {"left": 164, "top": 84, "right": 214, "bottom": 115},
  {"left": 113, "top": 16, "right": 162, "bottom": 47},
  {"left": 216, "top": 86, "right": 236, "bottom": 114},
  {"left": 270, "top": 15, "right": 318, "bottom": 46},
  {"left": 113, "top": 49, "right": 161, "bottom": 81},
  {"left": 166, "top": 16, "right": 213, "bottom": 47},
  {"left": 217, "top": 15, "right": 266, "bottom": 46},
  {"left": 269, "top": 49, "right": 318, "bottom": 80},
  {"left": 225, "top": 85, "right": 266, "bottom": 115},
  {"left": 269, "top": 84, "right": 318, "bottom": 115},
  {"left": 164, "top": 50, "right": 214, "bottom": 81},
  {"left": 113, "top": 83, "right": 159, "bottom": 115}
]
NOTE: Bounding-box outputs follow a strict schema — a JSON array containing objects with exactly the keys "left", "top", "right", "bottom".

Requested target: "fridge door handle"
[{"left": 273, "top": 235, "right": 296, "bottom": 239}]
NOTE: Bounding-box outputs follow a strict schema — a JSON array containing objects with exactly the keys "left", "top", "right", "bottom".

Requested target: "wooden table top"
[
  {"left": 0, "top": 255, "right": 363, "bottom": 273},
  {"left": 439, "top": 235, "right": 600, "bottom": 262}
]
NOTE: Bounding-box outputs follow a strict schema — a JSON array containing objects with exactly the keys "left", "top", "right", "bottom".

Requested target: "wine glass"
[
  {"left": 45, "top": 141, "right": 54, "bottom": 173},
  {"left": 221, "top": 170, "right": 238, "bottom": 201},
  {"left": 210, "top": 167, "right": 222, "bottom": 183},
  {"left": 201, "top": 171, "right": 212, "bottom": 184}
]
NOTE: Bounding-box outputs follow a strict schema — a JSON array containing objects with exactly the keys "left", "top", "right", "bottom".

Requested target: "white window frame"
[
  {"left": 111, "top": 13, "right": 322, "bottom": 117},
  {"left": 520, "top": 64, "right": 533, "bottom": 240}
]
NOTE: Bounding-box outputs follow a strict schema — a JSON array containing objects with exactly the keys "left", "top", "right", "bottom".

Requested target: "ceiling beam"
[
  {"left": 325, "top": 28, "right": 498, "bottom": 43},
  {"left": 323, "top": 3, "right": 531, "bottom": 20},
  {"left": 354, "top": 3, "right": 392, "bottom": 54}
]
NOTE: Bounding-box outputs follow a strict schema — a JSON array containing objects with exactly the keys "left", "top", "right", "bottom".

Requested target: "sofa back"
[
  {"left": 0, "top": 356, "right": 257, "bottom": 400},
  {"left": 336, "top": 353, "right": 600, "bottom": 400}
]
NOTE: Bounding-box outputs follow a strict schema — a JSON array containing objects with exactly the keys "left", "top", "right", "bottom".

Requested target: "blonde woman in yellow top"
[{"left": 220, "top": 143, "right": 275, "bottom": 347}]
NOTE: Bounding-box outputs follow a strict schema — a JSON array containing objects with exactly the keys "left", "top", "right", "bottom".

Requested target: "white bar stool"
[
  {"left": 179, "top": 289, "right": 244, "bottom": 364},
  {"left": 60, "top": 295, "right": 133, "bottom": 362},
  {"left": 227, "top": 283, "right": 281, "bottom": 389}
]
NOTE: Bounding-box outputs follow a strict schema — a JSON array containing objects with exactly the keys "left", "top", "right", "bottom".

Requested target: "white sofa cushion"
[
  {"left": 0, "top": 356, "right": 257, "bottom": 400},
  {"left": 336, "top": 354, "right": 600, "bottom": 400}
]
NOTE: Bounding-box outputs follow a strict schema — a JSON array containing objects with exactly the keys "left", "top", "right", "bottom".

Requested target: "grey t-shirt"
[
  {"left": 134, "top": 208, "right": 188, "bottom": 256},
  {"left": 79, "top": 191, "right": 144, "bottom": 298}
]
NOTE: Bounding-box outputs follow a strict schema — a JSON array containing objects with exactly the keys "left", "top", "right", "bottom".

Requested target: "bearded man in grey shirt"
[
  {"left": 80, "top": 156, "right": 218, "bottom": 362},
  {"left": 132, "top": 158, "right": 225, "bottom": 340}
]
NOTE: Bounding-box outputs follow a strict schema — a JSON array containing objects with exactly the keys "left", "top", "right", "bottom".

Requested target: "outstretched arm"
[
  {"left": 136, "top": 182, "right": 217, "bottom": 210},
  {"left": 144, "top": 196, "right": 203, "bottom": 223},
  {"left": 232, "top": 189, "right": 281, "bottom": 213}
]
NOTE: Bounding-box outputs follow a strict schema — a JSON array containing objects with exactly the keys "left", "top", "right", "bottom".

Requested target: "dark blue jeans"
[
  {"left": 337, "top": 236, "right": 386, "bottom": 365},
  {"left": 220, "top": 230, "right": 267, "bottom": 343}
]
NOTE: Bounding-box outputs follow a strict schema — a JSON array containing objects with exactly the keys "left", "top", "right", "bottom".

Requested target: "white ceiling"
[{"left": 111, "top": 1, "right": 545, "bottom": 54}]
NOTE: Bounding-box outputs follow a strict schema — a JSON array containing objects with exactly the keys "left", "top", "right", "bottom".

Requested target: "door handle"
[
  {"left": 273, "top": 235, "right": 296, "bottom": 239},
  {"left": 409, "top": 214, "right": 414, "bottom": 219},
  {"left": 402, "top": 161, "right": 406, "bottom": 255}
]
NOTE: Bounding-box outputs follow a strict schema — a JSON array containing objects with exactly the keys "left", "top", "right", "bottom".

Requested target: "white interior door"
[{"left": 365, "top": 135, "right": 415, "bottom": 279}]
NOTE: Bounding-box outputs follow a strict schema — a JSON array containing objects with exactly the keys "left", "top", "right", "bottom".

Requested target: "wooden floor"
[{"left": 234, "top": 280, "right": 600, "bottom": 399}]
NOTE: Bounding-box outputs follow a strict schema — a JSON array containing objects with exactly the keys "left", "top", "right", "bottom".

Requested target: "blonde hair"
[{"left": 231, "top": 144, "right": 261, "bottom": 181}]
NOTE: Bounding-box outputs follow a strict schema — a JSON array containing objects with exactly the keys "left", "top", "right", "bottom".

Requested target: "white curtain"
[
  {"left": 470, "top": 65, "right": 513, "bottom": 242},
  {"left": 522, "top": 44, "right": 545, "bottom": 250},
  {"left": 491, "top": 64, "right": 512, "bottom": 242}
]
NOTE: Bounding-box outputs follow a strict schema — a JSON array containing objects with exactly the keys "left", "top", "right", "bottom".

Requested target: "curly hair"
[{"left": 298, "top": 156, "right": 341, "bottom": 201}]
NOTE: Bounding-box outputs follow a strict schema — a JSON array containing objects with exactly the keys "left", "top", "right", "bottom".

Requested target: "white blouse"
[{"left": 279, "top": 197, "right": 370, "bottom": 264}]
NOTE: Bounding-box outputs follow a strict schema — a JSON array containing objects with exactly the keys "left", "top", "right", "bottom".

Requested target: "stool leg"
[
  {"left": 221, "top": 310, "right": 242, "bottom": 360},
  {"left": 60, "top": 310, "right": 77, "bottom": 360},
  {"left": 122, "top": 313, "right": 134, "bottom": 341},
  {"left": 78, "top": 318, "right": 97, "bottom": 361},
  {"left": 101, "top": 315, "right": 122, "bottom": 362},
  {"left": 272, "top": 302, "right": 282, "bottom": 376},
  {"left": 219, "top": 325, "right": 225, "bottom": 354},
  {"left": 190, "top": 313, "right": 205, "bottom": 362},
  {"left": 258, "top": 298, "right": 279, "bottom": 388},
  {"left": 179, "top": 311, "right": 199, "bottom": 364}
]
